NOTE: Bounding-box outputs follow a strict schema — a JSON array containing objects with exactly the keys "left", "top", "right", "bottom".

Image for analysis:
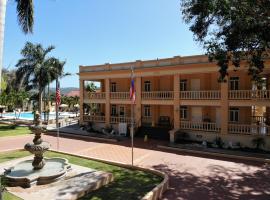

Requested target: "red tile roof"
[{"left": 66, "top": 90, "right": 80, "bottom": 97}]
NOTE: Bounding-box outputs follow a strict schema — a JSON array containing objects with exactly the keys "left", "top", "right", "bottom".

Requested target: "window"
[
  {"left": 144, "top": 105, "right": 151, "bottom": 117},
  {"left": 111, "top": 82, "right": 116, "bottom": 92},
  {"left": 111, "top": 105, "right": 117, "bottom": 116},
  {"left": 229, "top": 108, "right": 239, "bottom": 122},
  {"left": 229, "top": 77, "right": 239, "bottom": 90},
  {"left": 180, "top": 106, "right": 188, "bottom": 120},
  {"left": 180, "top": 80, "right": 187, "bottom": 91},
  {"left": 144, "top": 81, "right": 151, "bottom": 92},
  {"left": 119, "top": 106, "right": 125, "bottom": 116}
]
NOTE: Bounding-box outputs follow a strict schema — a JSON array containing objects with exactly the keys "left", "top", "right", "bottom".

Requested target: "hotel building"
[{"left": 79, "top": 55, "right": 270, "bottom": 149}]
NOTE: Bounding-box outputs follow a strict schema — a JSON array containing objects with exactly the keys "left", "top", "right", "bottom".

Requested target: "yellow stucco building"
[{"left": 79, "top": 55, "right": 270, "bottom": 149}]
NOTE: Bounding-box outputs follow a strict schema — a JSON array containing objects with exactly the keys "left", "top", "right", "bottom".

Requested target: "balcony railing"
[
  {"left": 180, "top": 91, "right": 221, "bottom": 100},
  {"left": 110, "top": 116, "right": 132, "bottom": 124},
  {"left": 180, "top": 121, "right": 220, "bottom": 132},
  {"left": 89, "top": 92, "right": 106, "bottom": 99},
  {"left": 83, "top": 115, "right": 105, "bottom": 122},
  {"left": 228, "top": 124, "right": 270, "bottom": 135},
  {"left": 142, "top": 91, "right": 174, "bottom": 100},
  {"left": 251, "top": 116, "right": 266, "bottom": 124},
  {"left": 229, "top": 90, "right": 270, "bottom": 100},
  {"left": 110, "top": 92, "right": 130, "bottom": 99}
]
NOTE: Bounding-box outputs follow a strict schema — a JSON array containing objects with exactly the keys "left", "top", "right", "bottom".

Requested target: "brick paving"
[{"left": 0, "top": 134, "right": 270, "bottom": 200}]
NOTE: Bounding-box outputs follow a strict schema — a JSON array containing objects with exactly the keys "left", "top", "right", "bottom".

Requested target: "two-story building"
[{"left": 79, "top": 55, "right": 270, "bottom": 149}]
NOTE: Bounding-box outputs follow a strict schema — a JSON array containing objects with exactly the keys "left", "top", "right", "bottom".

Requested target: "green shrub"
[
  {"left": 251, "top": 137, "right": 265, "bottom": 149},
  {"left": 213, "top": 137, "right": 224, "bottom": 148}
]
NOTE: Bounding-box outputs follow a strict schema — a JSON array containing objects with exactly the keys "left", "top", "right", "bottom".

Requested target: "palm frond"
[{"left": 16, "top": 0, "right": 34, "bottom": 34}]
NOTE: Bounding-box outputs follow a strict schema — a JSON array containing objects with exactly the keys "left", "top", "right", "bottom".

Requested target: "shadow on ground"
[{"left": 153, "top": 163, "right": 270, "bottom": 200}]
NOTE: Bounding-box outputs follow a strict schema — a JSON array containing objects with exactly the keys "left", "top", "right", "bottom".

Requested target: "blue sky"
[{"left": 3, "top": 0, "right": 204, "bottom": 88}]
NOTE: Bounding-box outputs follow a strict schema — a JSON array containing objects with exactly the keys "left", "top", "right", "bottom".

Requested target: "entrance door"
[
  {"left": 216, "top": 108, "right": 221, "bottom": 128},
  {"left": 192, "top": 107, "right": 202, "bottom": 122},
  {"left": 191, "top": 79, "right": 200, "bottom": 91}
]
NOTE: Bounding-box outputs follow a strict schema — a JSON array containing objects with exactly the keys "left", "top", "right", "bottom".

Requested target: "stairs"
[{"left": 136, "top": 126, "right": 170, "bottom": 140}]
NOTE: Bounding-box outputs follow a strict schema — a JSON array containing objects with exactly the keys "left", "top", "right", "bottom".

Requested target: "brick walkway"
[{"left": 0, "top": 135, "right": 270, "bottom": 200}]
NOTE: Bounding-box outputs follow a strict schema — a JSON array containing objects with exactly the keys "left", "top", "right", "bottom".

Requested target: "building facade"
[{"left": 79, "top": 55, "right": 270, "bottom": 149}]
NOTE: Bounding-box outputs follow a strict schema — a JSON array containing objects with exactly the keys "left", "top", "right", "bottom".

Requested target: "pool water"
[{"left": 3, "top": 112, "right": 64, "bottom": 120}]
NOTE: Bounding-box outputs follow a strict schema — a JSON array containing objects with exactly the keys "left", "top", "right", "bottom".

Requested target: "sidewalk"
[{"left": 0, "top": 135, "right": 269, "bottom": 200}]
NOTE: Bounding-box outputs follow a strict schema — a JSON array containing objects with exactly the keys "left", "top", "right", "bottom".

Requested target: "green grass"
[
  {"left": 0, "top": 124, "right": 32, "bottom": 137},
  {"left": 2, "top": 191, "right": 23, "bottom": 200},
  {"left": 0, "top": 151, "right": 163, "bottom": 200}
]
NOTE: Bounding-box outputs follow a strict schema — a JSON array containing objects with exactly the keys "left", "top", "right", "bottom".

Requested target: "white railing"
[
  {"left": 83, "top": 115, "right": 105, "bottom": 122},
  {"left": 229, "top": 90, "right": 270, "bottom": 100},
  {"left": 89, "top": 92, "right": 106, "bottom": 99},
  {"left": 229, "top": 124, "right": 270, "bottom": 135},
  {"left": 142, "top": 91, "right": 174, "bottom": 100},
  {"left": 180, "top": 91, "right": 221, "bottom": 99},
  {"left": 180, "top": 121, "right": 220, "bottom": 132},
  {"left": 251, "top": 116, "right": 266, "bottom": 124},
  {"left": 110, "top": 116, "right": 132, "bottom": 124},
  {"left": 110, "top": 92, "right": 130, "bottom": 99}
]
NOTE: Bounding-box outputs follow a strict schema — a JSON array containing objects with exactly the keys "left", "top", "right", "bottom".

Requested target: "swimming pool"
[{"left": 3, "top": 112, "right": 68, "bottom": 120}]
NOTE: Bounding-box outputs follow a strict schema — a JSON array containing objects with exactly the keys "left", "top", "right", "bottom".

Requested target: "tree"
[
  {"left": 86, "top": 82, "right": 97, "bottom": 92},
  {"left": 16, "top": 42, "right": 66, "bottom": 115},
  {"left": 181, "top": 0, "right": 270, "bottom": 82},
  {"left": 0, "top": 0, "right": 34, "bottom": 91}
]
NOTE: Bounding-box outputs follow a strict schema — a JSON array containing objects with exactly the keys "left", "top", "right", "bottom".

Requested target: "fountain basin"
[{"left": 5, "top": 157, "right": 71, "bottom": 188}]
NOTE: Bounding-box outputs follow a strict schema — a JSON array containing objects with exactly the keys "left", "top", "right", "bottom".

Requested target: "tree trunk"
[
  {"left": 0, "top": 0, "right": 7, "bottom": 93},
  {"left": 47, "top": 83, "right": 50, "bottom": 122},
  {"left": 38, "top": 90, "right": 43, "bottom": 115}
]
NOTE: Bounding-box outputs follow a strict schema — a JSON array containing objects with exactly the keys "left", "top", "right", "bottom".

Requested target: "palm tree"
[
  {"left": 0, "top": 0, "right": 34, "bottom": 91},
  {"left": 16, "top": 42, "right": 66, "bottom": 115}
]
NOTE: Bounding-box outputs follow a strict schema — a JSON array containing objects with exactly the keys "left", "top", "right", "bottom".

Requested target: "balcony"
[
  {"left": 180, "top": 121, "right": 220, "bottom": 132},
  {"left": 110, "top": 92, "right": 130, "bottom": 99},
  {"left": 180, "top": 91, "right": 221, "bottom": 100},
  {"left": 142, "top": 91, "right": 174, "bottom": 100},
  {"left": 89, "top": 92, "right": 106, "bottom": 100},
  {"left": 110, "top": 116, "right": 132, "bottom": 124},
  {"left": 229, "top": 90, "right": 270, "bottom": 100},
  {"left": 83, "top": 115, "right": 105, "bottom": 122},
  {"left": 228, "top": 124, "right": 270, "bottom": 135}
]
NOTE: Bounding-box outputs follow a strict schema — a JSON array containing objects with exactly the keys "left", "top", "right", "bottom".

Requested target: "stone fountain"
[
  {"left": 24, "top": 112, "right": 50, "bottom": 169},
  {"left": 4, "top": 112, "right": 71, "bottom": 188}
]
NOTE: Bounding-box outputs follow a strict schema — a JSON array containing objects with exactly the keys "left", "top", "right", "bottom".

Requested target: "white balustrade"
[
  {"left": 110, "top": 116, "right": 132, "bottom": 124},
  {"left": 110, "top": 92, "right": 130, "bottom": 99},
  {"left": 229, "top": 124, "right": 270, "bottom": 135},
  {"left": 83, "top": 115, "right": 105, "bottom": 122},
  {"left": 89, "top": 92, "right": 106, "bottom": 99},
  {"left": 180, "top": 91, "right": 220, "bottom": 99},
  {"left": 180, "top": 121, "right": 220, "bottom": 132},
  {"left": 142, "top": 91, "right": 174, "bottom": 100},
  {"left": 229, "top": 90, "right": 270, "bottom": 100}
]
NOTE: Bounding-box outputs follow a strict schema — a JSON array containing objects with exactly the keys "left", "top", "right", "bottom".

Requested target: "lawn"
[
  {"left": 0, "top": 150, "right": 163, "bottom": 200},
  {"left": 0, "top": 124, "right": 32, "bottom": 137}
]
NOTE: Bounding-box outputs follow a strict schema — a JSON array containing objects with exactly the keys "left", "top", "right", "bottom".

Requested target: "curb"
[
  {"left": 49, "top": 149, "right": 169, "bottom": 200},
  {"left": 157, "top": 145, "right": 270, "bottom": 164},
  {"left": 45, "top": 131, "right": 118, "bottom": 143}
]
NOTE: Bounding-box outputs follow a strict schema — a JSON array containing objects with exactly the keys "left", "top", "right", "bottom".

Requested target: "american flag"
[
  {"left": 130, "top": 68, "right": 136, "bottom": 104},
  {"left": 56, "top": 79, "right": 61, "bottom": 106}
]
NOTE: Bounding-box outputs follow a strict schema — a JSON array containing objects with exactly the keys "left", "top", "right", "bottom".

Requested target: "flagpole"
[
  {"left": 56, "top": 77, "right": 59, "bottom": 151},
  {"left": 130, "top": 67, "right": 135, "bottom": 166}
]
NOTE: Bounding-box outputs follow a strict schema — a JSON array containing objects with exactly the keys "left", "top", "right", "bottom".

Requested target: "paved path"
[{"left": 0, "top": 134, "right": 270, "bottom": 200}]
